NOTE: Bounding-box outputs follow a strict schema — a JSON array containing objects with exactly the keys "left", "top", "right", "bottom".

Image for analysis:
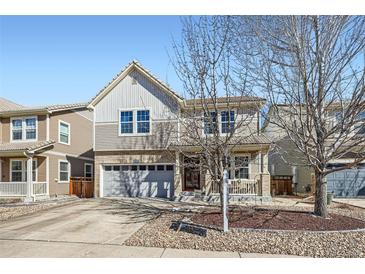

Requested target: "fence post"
[
  {"left": 223, "top": 169, "right": 229, "bottom": 232},
  {"left": 69, "top": 177, "right": 73, "bottom": 195}
]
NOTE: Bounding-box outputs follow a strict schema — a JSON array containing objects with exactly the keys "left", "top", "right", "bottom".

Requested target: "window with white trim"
[
  {"left": 59, "top": 121, "right": 70, "bottom": 145},
  {"left": 137, "top": 110, "right": 150, "bottom": 133},
  {"left": 119, "top": 109, "right": 151, "bottom": 135},
  {"left": 355, "top": 111, "right": 365, "bottom": 135},
  {"left": 11, "top": 117, "right": 37, "bottom": 141},
  {"left": 59, "top": 161, "right": 70, "bottom": 182},
  {"left": 11, "top": 159, "right": 37, "bottom": 182},
  {"left": 221, "top": 111, "right": 235, "bottom": 134},
  {"left": 120, "top": 111, "right": 133, "bottom": 134},
  {"left": 84, "top": 163, "right": 93, "bottom": 178},
  {"left": 234, "top": 156, "right": 249, "bottom": 179},
  {"left": 204, "top": 111, "right": 218, "bottom": 134}
]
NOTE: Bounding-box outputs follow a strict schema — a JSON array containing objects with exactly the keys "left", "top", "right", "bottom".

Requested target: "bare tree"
[
  {"left": 170, "top": 16, "right": 263, "bottom": 210},
  {"left": 234, "top": 16, "right": 365, "bottom": 217}
]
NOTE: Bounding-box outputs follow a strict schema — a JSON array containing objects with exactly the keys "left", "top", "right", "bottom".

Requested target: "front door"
[{"left": 184, "top": 168, "right": 200, "bottom": 191}]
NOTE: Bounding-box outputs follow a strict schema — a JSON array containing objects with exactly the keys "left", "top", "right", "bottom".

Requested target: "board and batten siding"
[
  {"left": 94, "top": 69, "right": 180, "bottom": 151},
  {"left": 94, "top": 70, "right": 179, "bottom": 123}
]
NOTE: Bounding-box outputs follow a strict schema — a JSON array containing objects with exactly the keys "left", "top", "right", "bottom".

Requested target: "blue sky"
[{"left": 0, "top": 16, "right": 184, "bottom": 106}]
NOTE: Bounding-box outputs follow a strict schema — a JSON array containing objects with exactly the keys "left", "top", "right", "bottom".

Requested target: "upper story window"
[
  {"left": 11, "top": 117, "right": 37, "bottom": 141},
  {"left": 59, "top": 120, "right": 70, "bottom": 145},
  {"left": 119, "top": 109, "right": 151, "bottom": 135},
  {"left": 221, "top": 111, "right": 235, "bottom": 134},
  {"left": 120, "top": 111, "right": 133, "bottom": 134},
  {"left": 137, "top": 110, "right": 150, "bottom": 133},
  {"left": 204, "top": 112, "right": 218, "bottom": 134}
]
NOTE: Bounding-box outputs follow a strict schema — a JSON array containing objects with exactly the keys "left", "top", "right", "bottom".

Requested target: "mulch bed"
[{"left": 190, "top": 207, "right": 365, "bottom": 231}]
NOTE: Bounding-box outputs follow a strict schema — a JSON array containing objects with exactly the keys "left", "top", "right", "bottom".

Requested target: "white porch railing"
[
  {"left": 0, "top": 182, "right": 48, "bottom": 197},
  {"left": 211, "top": 179, "right": 258, "bottom": 195},
  {"left": 228, "top": 179, "right": 258, "bottom": 195},
  {"left": 33, "top": 182, "right": 48, "bottom": 196}
]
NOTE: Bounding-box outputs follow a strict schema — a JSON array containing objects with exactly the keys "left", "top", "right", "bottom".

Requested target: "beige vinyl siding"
[
  {"left": 95, "top": 121, "right": 177, "bottom": 151},
  {"left": 49, "top": 110, "right": 93, "bottom": 158},
  {"left": 47, "top": 154, "right": 93, "bottom": 195}
]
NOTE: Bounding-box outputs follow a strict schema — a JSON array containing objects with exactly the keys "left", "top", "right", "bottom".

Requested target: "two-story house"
[
  {"left": 88, "top": 61, "right": 271, "bottom": 200},
  {"left": 263, "top": 104, "right": 365, "bottom": 197},
  {"left": 0, "top": 97, "right": 94, "bottom": 201}
]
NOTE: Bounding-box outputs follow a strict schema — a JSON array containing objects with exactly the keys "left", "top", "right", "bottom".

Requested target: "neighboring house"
[
  {"left": 0, "top": 97, "right": 94, "bottom": 201},
  {"left": 88, "top": 61, "right": 271, "bottom": 200},
  {"left": 263, "top": 104, "right": 365, "bottom": 197}
]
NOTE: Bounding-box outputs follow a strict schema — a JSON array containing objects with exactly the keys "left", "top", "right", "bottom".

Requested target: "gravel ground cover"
[
  {"left": 190, "top": 208, "right": 365, "bottom": 231},
  {"left": 125, "top": 203, "right": 365, "bottom": 258},
  {"left": 0, "top": 196, "right": 79, "bottom": 221}
]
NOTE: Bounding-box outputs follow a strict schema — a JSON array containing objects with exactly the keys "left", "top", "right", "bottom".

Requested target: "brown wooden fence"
[
  {"left": 69, "top": 177, "right": 94, "bottom": 198},
  {"left": 271, "top": 175, "right": 293, "bottom": 195}
]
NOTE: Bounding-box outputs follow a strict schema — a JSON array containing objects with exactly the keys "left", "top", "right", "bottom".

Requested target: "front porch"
[
  {"left": 175, "top": 146, "right": 271, "bottom": 199},
  {"left": 0, "top": 141, "right": 54, "bottom": 200}
]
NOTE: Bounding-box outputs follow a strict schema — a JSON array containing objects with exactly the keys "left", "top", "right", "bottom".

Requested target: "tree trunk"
[{"left": 313, "top": 171, "right": 328, "bottom": 218}]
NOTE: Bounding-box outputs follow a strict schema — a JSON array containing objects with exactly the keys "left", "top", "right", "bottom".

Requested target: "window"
[
  {"left": 59, "top": 161, "right": 70, "bottom": 182},
  {"left": 157, "top": 165, "right": 164, "bottom": 171},
  {"left": 104, "top": 166, "right": 112, "bottom": 171},
  {"left": 113, "top": 166, "right": 120, "bottom": 171},
  {"left": 11, "top": 159, "right": 37, "bottom": 182},
  {"left": 25, "top": 118, "right": 37, "bottom": 139},
  {"left": 204, "top": 112, "right": 217, "bottom": 134},
  {"left": 120, "top": 111, "right": 133, "bottom": 134},
  {"left": 131, "top": 165, "right": 138, "bottom": 171},
  {"left": 84, "top": 163, "right": 93, "bottom": 178},
  {"left": 139, "top": 165, "right": 146, "bottom": 171},
  {"left": 148, "top": 165, "right": 156, "bottom": 171},
  {"left": 11, "top": 160, "right": 23, "bottom": 182},
  {"left": 221, "top": 111, "right": 235, "bottom": 134},
  {"left": 137, "top": 110, "right": 150, "bottom": 133},
  {"left": 11, "top": 117, "right": 37, "bottom": 141},
  {"left": 121, "top": 166, "right": 128, "bottom": 171},
  {"left": 166, "top": 165, "right": 174, "bottom": 171},
  {"left": 12, "top": 119, "right": 23, "bottom": 140},
  {"left": 119, "top": 109, "right": 151, "bottom": 135},
  {"left": 59, "top": 121, "right": 70, "bottom": 145},
  {"left": 234, "top": 156, "right": 249, "bottom": 179}
]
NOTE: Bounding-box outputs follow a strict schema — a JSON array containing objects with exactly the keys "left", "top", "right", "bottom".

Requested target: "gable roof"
[
  {"left": 0, "top": 97, "right": 25, "bottom": 111},
  {"left": 88, "top": 60, "right": 184, "bottom": 108}
]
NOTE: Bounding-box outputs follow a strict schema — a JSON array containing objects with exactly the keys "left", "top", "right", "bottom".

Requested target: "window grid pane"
[
  {"left": 137, "top": 110, "right": 150, "bottom": 133},
  {"left": 204, "top": 112, "right": 217, "bottom": 134},
  {"left": 120, "top": 111, "right": 133, "bottom": 134},
  {"left": 221, "top": 111, "right": 235, "bottom": 134},
  {"left": 12, "top": 119, "right": 23, "bottom": 140}
]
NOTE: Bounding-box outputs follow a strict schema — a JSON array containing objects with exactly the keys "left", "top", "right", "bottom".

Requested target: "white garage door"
[{"left": 103, "top": 164, "right": 175, "bottom": 198}]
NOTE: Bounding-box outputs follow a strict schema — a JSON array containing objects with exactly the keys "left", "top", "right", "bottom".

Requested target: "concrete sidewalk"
[
  {"left": 333, "top": 198, "right": 365, "bottom": 209},
  {"left": 0, "top": 239, "right": 303, "bottom": 258}
]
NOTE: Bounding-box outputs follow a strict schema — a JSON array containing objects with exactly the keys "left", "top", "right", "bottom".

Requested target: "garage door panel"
[
  {"left": 327, "top": 169, "right": 365, "bottom": 197},
  {"left": 103, "top": 165, "right": 174, "bottom": 198}
]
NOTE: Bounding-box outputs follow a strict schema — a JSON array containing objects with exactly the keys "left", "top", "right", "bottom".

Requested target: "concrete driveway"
[
  {"left": 0, "top": 198, "right": 303, "bottom": 258},
  {"left": 0, "top": 198, "right": 167, "bottom": 257}
]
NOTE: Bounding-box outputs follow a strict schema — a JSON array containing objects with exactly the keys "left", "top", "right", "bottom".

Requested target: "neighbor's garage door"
[
  {"left": 103, "top": 164, "right": 174, "bottom": 198},
  {"left": 327, "top": 165, "right": 365, "bottom": 197}
]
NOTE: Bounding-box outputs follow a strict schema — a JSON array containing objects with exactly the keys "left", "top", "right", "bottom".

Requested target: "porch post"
[
  {"left": 0, "top": 158, "right": 2, "bottom": 182},
  {"left": 174, "top": 151, "right": 182, "bottom": 197},
  {"left": 24, "top": 152, "right": 34, "bottom": 202}
]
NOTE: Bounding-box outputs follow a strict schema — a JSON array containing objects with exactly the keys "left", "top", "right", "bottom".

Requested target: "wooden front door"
[{"left": 184, "top": 168, "right": 200, "bottom": 191}]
